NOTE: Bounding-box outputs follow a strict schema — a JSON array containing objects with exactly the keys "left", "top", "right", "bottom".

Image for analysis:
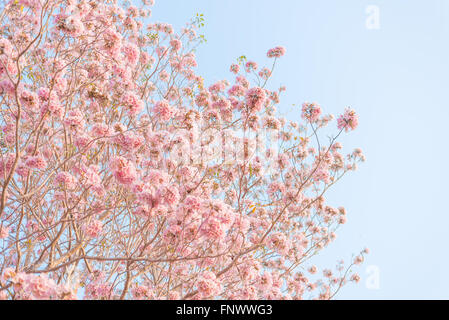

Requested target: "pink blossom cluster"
[
  {"left": 109, "top": 156, "right": 138, "bottom": 185},
  {"left": 302, "top": 102, "right": 322, "bottom": 122},
  {"left": 0, "top": 225, "right": 9, "bottom": 239},
  {"left": 24, "top": 155, "right": 47, "bottom": 170},
  {"left": 122, "top": 92, "right": 144, "bottom": 116},
  {"left": 83, "top": 219, "right": 103, "bottom": 238},
  {"left": 1, "top": 269, "right": 76, "bottom": 300},
  {"left": 245, "top": 87, "right": 266, "bottom": 113},
  {"left": 267, "top": 46, "right": 286, "bottom": 58},
  {"left": 337, "top": 108, "right": 359, "bottom": 132},
  {"left": 153, "top": 100, "right": 174, "bottom": 121},
  {"left": 230, "top": 64, "right": 240, "bottom": 74}
]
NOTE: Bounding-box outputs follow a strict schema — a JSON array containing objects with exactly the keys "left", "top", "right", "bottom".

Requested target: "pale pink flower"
[
  {"left": 197, "top": 271, "right": 221, "bottom": 298},
  {"left": 350, "top": 274, "right": 361, "bottom": 283},
  {"left": 25, "top": 156, "right": 47, "bottom": 170},
  {"left": 84, "top": 219, "right": 103, "bottom": 238},
  {"left": 109, "top": 156, "right": 137, "bottom": 185},
  {"left": 337, "top": 108, "right": 359, "bottom": 132},
  {"left": 245, "top": 87, "right": 266, "bottom": 113},
  {"left": 91, "top": 123, "right": 110, "bottom": 137},
  {"left": 230, "top": 64, "right": 240, "bottom": 74},
  {"left": 354, "top": 255, "right": 364, "bottom": 265},
  {"left": 64, "top": 15, "right": 85, "bottom": 37},
  {"left": 19, "top": 90, "right": 39, "bottom": 112},
  {"left": 0, "top": 290, "right": 7, "bottom": 300},
  {"left": 245, "top": 61, "right": 258, "bottom": 72},
  {"left": 308, "top": 266, "right": 317, "bottom": 274},
  {"left": 153, "top": 100, "right": 174, "bottom": 121},
  {"left": 267, "top": 46, "right": 286, "bottom": 58},
  {"left": 0, "top": 38, "right": 13, "bottom": 56},
  {"left": 0, "top": 225, "right": 9, "bottom": 239},
  {"left": 170, "top": 39, "right": 182, "bottom": 51},
  {"left": 55, "top": 172, "right": 77, "bottom": 189},
  {"left": 122, "top": 92, "right": 144, "bottom": 116},
  {"left": 301, "top": 102, "right": 322, "bottom": 122},
  {"left": 122, "top": 42, "right": 140, "bottom": 65}
]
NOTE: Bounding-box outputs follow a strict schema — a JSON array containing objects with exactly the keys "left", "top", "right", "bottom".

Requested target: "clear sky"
[{"left": 151, "top": 0, "right": 449, "bottom": 299}]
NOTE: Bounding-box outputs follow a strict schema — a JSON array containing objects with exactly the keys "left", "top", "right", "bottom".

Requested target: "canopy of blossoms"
[{"left": 0, "top": 0, "right": 366, "bottom": 300}]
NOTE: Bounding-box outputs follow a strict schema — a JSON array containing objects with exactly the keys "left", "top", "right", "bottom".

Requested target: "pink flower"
[
  {"left": 0, "top": 80, "right": 14, "bottom": 95},
  {"left": 85, "top": 281, "right": 112, "bottom": 299},
  {"left": 168, "top": 292, "right": 180, "bottom": 300},
  {"left": 159, "top": 70, "right": 169, "bottom": 81},
  {"left": 29, "top": 274, "right": 56, "bottom": 299},
  {"left": 195, "top": 90, "right": 211, "bottom": 107},
  {"left": 2, "top": 268, "right": 15, "bottom": 283},
  {"left": 25, "top": 156, "right": 47, "bottom": 170},
  {"left": 153, "top": 100, "right": 174, "bottom": 121},
  {"left": 102, "top": 27, "right": 123, "bottom": 58},
  {"left": 350, "top": 274, "right": 361, "bottom": 283},
  {"left": 134, "top": 205, "right": 152, "bottom": 218},
  {"left": 0, "top": 38, "right": 13, "bottom": 56},
  {"left": 337, "top": 108, "right": 359, "bottom": 132},
  {"left": 301, "top": 102, "right": 322, "bottom": 122},
  {"left": 74, "top": 133, "right": 92, "bottom": 149},
  {"left": 64, "top": 15, "right": 85, "bottom": 37},
  {"left": 201, "top": 217, "right": 226, "bottom": 240},
  {"left": 162, "top": 186, "right": 180, "bottom": 206},
  {"left": 170, "top": 39, "right": 182, "bottom": 51},
  {"left": 122, "top": 92, "right": 144, "bottom": 116},
  {"left": 313, "top": 167, "right": 330, "bottom": 184},
  {"left": 0, "top": 225, "right": 9, "bottom": 239},
  {"left": 122, "top": 42, "right": 140, "bottom": 65},
  {"left": 184, "top": 195, "right": 201, "bottom": 211},
  {"left": 245, "top": 61, "right": 258, "bottom": 72},
  {"left": 37, "top": 87, "right": 49, "bottom": 101},
  {"left": 109, "top": 156, "right": 137, "bottom": 185},
  {"left": 19, "top": 90, "right": 39, "bottom": 112},
  {"left": 245, "top": 87, "right": 266, "bottom": 113},
  {"left": 208, "top": 81, "right": 226, "bottom": 93},
  {"left": 140, "top": 51, "right": 151, "bottom": 65},
  {"left": 258, "top": 67, "right": 272, "bottom": 80},
  {"left": 46, "top": 92, "right": 63, "bottom": 117},
  {"left": 230, "top": 64, "right": 239, "bottom": 74},
  {"left": 64, "top": 110, "right": 85, "bottom": 130},
  {"left": 132, "top": 285, "right": 154, "bottom": 300},
  {"left": 91, "top": 123, "right": 110, "bottom": 137},
  {"left": 262, "top": 116, "right": 281, "bottom": 130},
  {"left": 113, "top": 131, "right": 144, "bottom": 153},
  {"left": 197, "top": 271, "right": 221, "bottom": 298},
  {"left": 85, "top": 165, "right": 102, "bottom": 187},
  {"left": 268, "top": 182, "right": 286, "bottom": 196},
  {"left": 84, "top": 219, "right": 103, "bottom": 238},
  {"left": 258, "top": 272, "right": 273, "bottom": 290},
  {"left": 268, "top": 232, "right": 291, "bottom": 255},
  {"left": 228, "top": 84, "right": 245, "bottom": 97},
  {"left": 55, "top": 172, "right": 77, "bottom": 189},
  {"left": 137, "top": 187, "right": 161, "bottom": 209},
  {"left": 0, "top": 153, "right": 15, "bottom": 177},
  {"left": 267, "top": 46, "right": 286, "bottom": 58},
  {"left": 308, "top": 266, "right": 317, "bottom": 274},
  {"left": 146, "top": 169, "right": 169, "bottom": 185},
  {"left": 354, "top": 255, "right": 364, "bottom": 265}
]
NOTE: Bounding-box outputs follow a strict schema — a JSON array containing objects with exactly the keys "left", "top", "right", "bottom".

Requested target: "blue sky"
[{"left": 151, "top": 0, "right": 449, "bottom": 299}]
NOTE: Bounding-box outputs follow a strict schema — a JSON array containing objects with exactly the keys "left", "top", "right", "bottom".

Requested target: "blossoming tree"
[{"left": 0, "top": 0, "right": 367, "bottom": 300}]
